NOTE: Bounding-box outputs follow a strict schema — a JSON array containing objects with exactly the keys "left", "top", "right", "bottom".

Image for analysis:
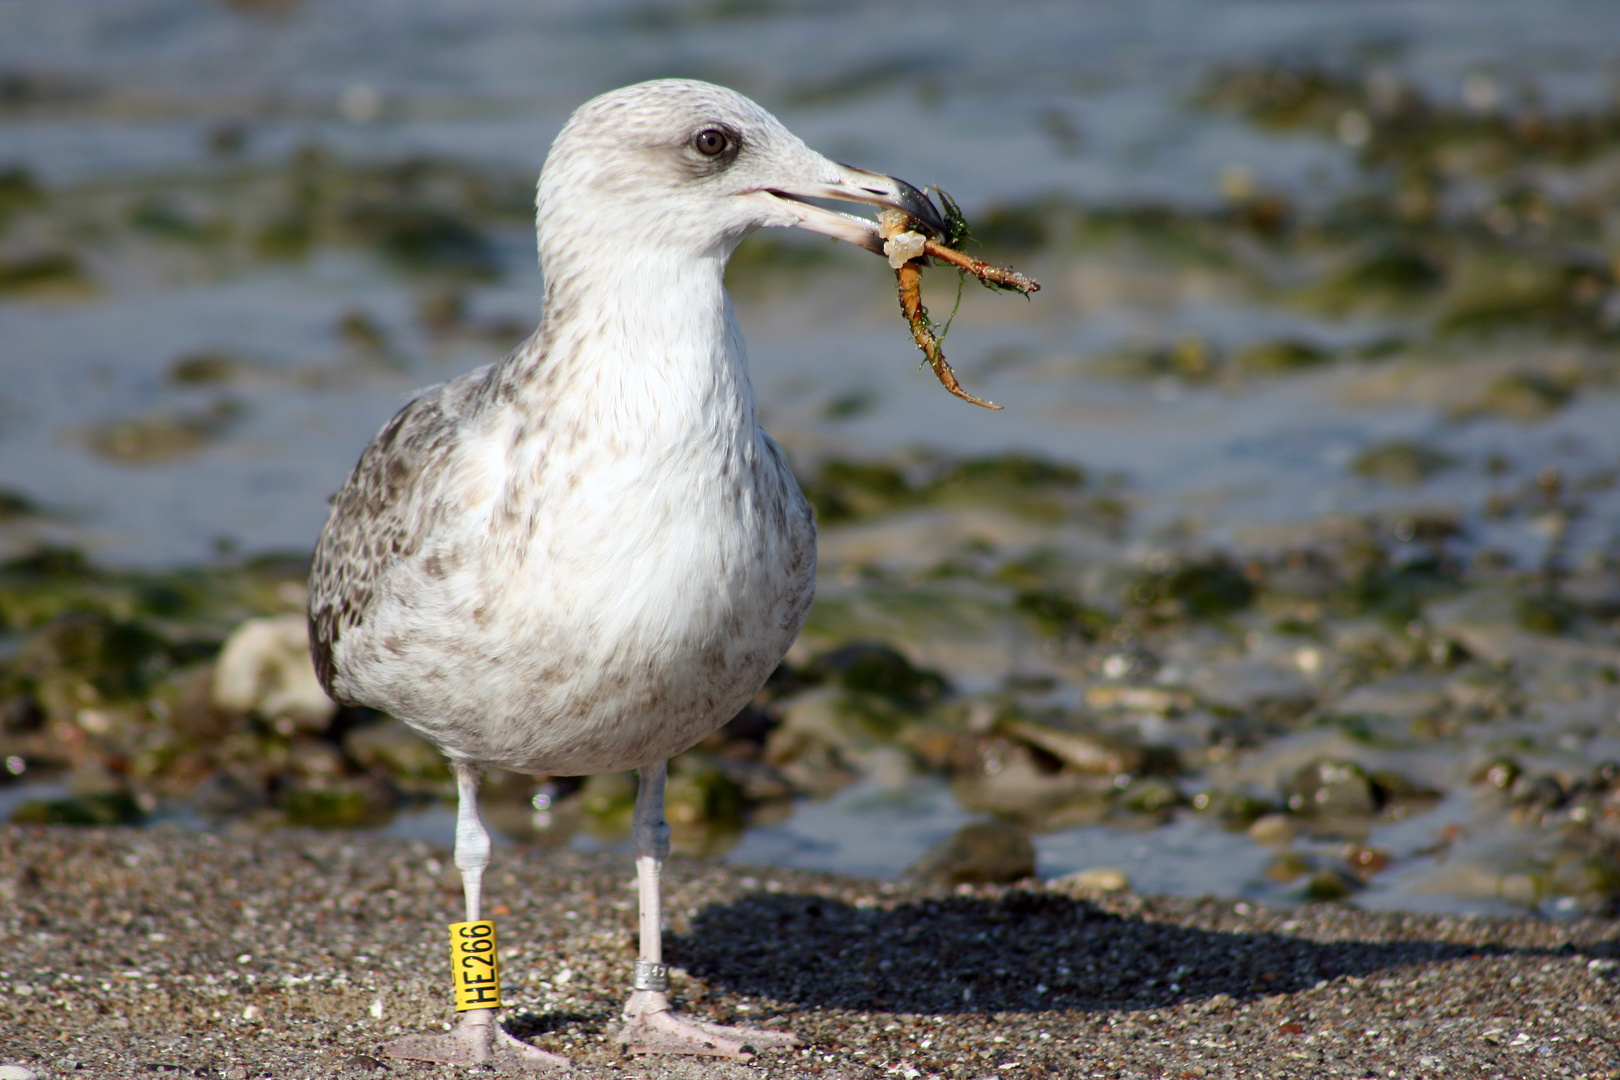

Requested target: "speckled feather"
[{"left": 308, "top": 81, "right": 831, "bottom": 776}]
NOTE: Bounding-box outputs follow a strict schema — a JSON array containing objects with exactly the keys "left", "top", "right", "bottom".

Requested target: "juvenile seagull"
[{"left": 308, "top": 79, "right": 946, "bottom": 1066}]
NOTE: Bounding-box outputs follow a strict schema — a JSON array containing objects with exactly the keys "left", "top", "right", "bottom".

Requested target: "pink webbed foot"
[
  {"left": 384, "top": 1012, "right": 570, "bottom": 1071},
  {"left": 616, "top": 990, "right": 798, "bottom": 1059}
]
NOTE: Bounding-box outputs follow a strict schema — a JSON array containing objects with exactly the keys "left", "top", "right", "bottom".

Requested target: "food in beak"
[
  {"left": 876, "top": 197, "right": 1039, "bottom": 410},
  {"left": 761, "top": 180, "right": 1040, "bottom": 409}
]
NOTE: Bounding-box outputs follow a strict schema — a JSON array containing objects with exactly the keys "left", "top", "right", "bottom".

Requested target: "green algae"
[
  {"left": 0, "top": 144, "right": 533, "bottom": 294},
  {"left": 1011, "top": 589, "right": 1111, "bottom": 643},
  {"left": 343, "top": 203, "right": 499, "bottom": 279},
  {"left": 1231, "top": 339, "right": 1332, "bottom": 375},
  {"left": 10, "top": 791, "right": 146, "bottom": 826},
  {"left": 665, "top": 754, "right": 745, "bottom": 844},
  {"left": 0, "top": 488, "right": 40, "bottom": 522},
  {"left": 0, "top": 250, "right": 92, "bottom": 296},
  {"left": 1200, "top": 60, "right": 1620, "bottom": 169},
  {"left": 88, "top": 399, "right": 245, "bottom": 465},
  {"left": 1351, "top": 441, "right": 1456, "bottom": 485},
  {"left": 1126, "top": 555, "right": 1257, "bottom": 622},
  {"left": 796, "top": 451, "right": 1090, "bottom": 530},
  {"left": 1190, "top": 789, "right": 1275, "bottom": 829},
  {"left": 1470, "top": 371, "right": 1576, "bottom": 420},
  {"left": 798, "top": 459, "right": 915, "bottom": 525},
  {"left": 805, "top": 643, "right": 947, "bottom": 712},
  {"left": 167, "top": 351, "right": 246, "bottom": 386},
  {"left": 278, "top": 777, "right": 395, "bottom": 828}
]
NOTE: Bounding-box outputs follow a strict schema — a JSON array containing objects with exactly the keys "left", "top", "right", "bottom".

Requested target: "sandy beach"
[{"left": 2, "top": 825, "right": 1617, "bottom": 1079}]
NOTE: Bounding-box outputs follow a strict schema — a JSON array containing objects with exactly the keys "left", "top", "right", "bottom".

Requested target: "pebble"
[
  {"left": 950, "top": 736, "right": 1113, "bottom": 824},
  {"left": 343, "top": 718, "right": 451, "bottom": 789},
  {"left": 999, "top": 714, "right": 1142, "bottom": 774},
  {"left": 1303, "top": 866, "right": 1362, "bottom": 901},
  {"left": 0, "top": 1065, "right": 38, "bottom": 1080},
  {"left": 211, "top": 615, "right": 337, "bottom": 731},
  {"left": 1284, "top": 758, "right": 1378, "bottom": 817},
  {"left": 906, "top": 819, "right": 1036, "bottom": 885},
  {"left": 1053, "top": 866, "right": 1131, "bottom": 893},
  {"left": 1082, "top": 684, "right": 1193, "bottom": 715},
  {"left": 1246, "top": 813, "right": 1298, "bottom": 846},
  {"left": 1343, "top": 844, "right": 1392, "bottom": 878}
]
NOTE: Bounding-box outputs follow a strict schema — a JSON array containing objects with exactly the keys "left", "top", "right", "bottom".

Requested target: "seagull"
[{"left": 308, "top": 79, "right": 947, "bottom": 1067}]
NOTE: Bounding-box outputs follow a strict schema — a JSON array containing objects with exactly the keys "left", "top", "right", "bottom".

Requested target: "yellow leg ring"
[{"left": 449, "top": 920, "right": 502, "bottom": 1011}]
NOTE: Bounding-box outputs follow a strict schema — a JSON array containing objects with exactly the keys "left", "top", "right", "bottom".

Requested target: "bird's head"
[{"left": 536, "top": 78, "right": 944, "bottom": 273}]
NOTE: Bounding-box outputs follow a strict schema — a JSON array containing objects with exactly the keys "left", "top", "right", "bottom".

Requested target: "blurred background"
[{"left": 3, "top": 0, "right": 1620, "bottom": 919}]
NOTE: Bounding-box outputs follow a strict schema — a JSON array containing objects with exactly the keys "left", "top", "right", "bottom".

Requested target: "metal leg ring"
[{"left": 632, "top": 960, "right": 669, "bottom": 992}]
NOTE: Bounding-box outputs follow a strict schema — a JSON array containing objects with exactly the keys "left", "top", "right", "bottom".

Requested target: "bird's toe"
[
  {"left": 383, "top": 1019, "right": 570, "bottom": 1071},
  {"left": 616, "top": 1008, "right": 797, "bottom": 1058}
]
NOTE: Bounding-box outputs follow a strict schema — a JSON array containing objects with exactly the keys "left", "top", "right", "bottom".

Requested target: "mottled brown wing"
[{"left": 307, "top": 375, "right": 481, "bottom": 700}]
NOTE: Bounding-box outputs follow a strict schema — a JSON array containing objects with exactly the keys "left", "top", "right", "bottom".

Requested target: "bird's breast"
[{"left": 358, "top": 421, "right": 815, "bottom": 775}]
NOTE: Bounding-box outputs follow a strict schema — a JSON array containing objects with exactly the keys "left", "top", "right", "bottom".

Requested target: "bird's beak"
[{"left": 749, "top": 163, "right": 947, "bottom": 255}]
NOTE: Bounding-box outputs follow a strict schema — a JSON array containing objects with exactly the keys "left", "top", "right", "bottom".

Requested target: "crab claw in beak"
[{"left": 754, "top": 164, "right": 947, "bottom": 255}]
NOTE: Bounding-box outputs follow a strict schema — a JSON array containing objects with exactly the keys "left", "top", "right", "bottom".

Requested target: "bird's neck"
[{"left": 503, "top": 248, "right": 758, "bottom": 451}]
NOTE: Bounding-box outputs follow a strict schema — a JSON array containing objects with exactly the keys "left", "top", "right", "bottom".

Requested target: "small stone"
[
  {"left": 1512, "top": 774, "right": 1566, "bottom": 811},
  {"left": 949, "top": 735, "right": 1113, "bottom": 826},
  {"left": 1053, "top": 867, "right": 1130, "bottom": 894},
  {"left": 1115, "top": 775, "right": 1183, "bottom": 814},
  {"left": 1284, "top": 759, "right": 1378, "bottom": 817},
  {"left": 1083, "top": 684, "right": 1194, "bottom": 715},
  {"left": 1472, "top": 756, "right": 1521, "bottom": 790},
  {"left": 345, "top": 718, "right": 452, "bottom": 790},
  {"left": 999, "top": 713, "right": 1144, "bottom": 775},
  {"left": 1369, "top": 769, "right": 1441, "bottom": 811},
  {"left": 1266, "top": 851, "right": 1312, "bottom": 884},
  {"left": 1344, "top": 844, "right": 1392, "bottom": 878},
  {"left": 213, "top": 616, "right": 337, "bottom": 731},
  {"left": 906, "top": 820, "right": 1036, "bottom": 886},
  {"left": 1191, "top": 789, "right": 1275, "bottom": 827},
  {"left": 1247, "top": 813, "right": 1298, "bottom": 846},
  {"left": 0, "top": 1064, "right": 40, "bottom": 1080},
  {"left": 1303, "top": 866, "right": 1361, "bottom": 901}
]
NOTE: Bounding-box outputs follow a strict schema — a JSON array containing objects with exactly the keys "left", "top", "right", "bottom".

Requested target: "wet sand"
[{"left": 2, "top": 826, "right": 1616, "bottom": 1079}]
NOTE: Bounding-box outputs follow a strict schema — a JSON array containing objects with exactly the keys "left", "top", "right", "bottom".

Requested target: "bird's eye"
[{"left": 694, "top": 129, "right": 729, "bottom": 157}]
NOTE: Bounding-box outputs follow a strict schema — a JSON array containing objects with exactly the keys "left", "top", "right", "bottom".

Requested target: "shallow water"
[
  {"left": 4, "top": 0, "right": 1619, "bottom": 564},
  {"left": 5, "top": 0, "right": 1620, "bottom": 916}
]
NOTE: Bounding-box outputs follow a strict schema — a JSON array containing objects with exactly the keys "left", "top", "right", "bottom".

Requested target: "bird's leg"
[
  {"left": 383, "top": 763, "right": 569, "bottom": 1071},
  {"left": 616, "top": 760, "right": 797, "bottom": 1058}
]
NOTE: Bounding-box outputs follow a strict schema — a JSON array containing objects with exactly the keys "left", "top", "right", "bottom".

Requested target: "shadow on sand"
[{"left": 672, "top": 889, "right": 1597, "bottom": 1015}]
